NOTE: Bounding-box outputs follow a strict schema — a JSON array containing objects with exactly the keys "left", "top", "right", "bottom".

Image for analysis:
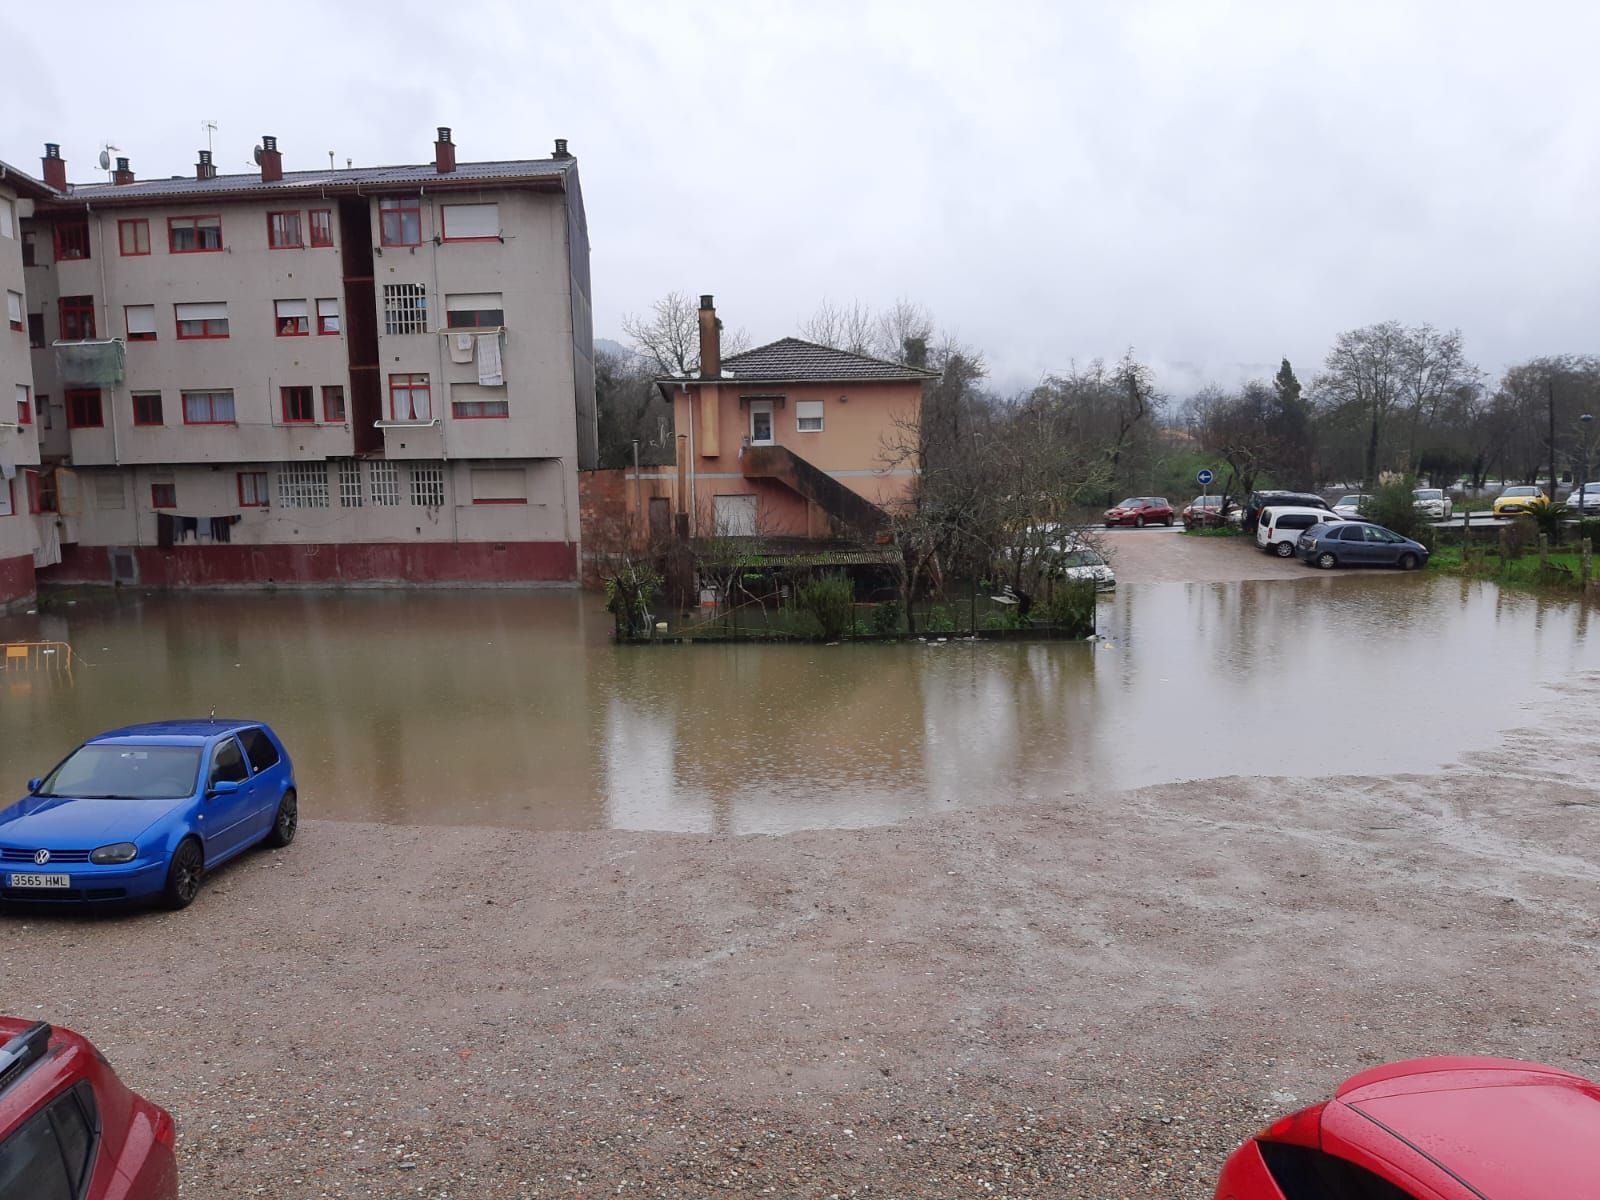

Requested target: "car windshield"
[
  {"left": 1506, "top": 487, "right": 1539, "bottom": 496},
  {"left": 1414, "top": 490, "right": 1442, "bottom": 500},
  {"left": 1192, "top": 497, "right": 1219, "bottom": 507},
  {"left": 1114, "top": 499, "right": 1140, "bottom": 508},
  {"left": 1060, "top": 550, "right": 1104, "bottom": 567},
  {"left": 38, "top": 744, "right": 202, "bottom": 800}
]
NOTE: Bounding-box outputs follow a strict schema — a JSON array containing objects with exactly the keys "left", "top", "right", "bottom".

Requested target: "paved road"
[{"left": 1101, "top": 527, "right": 1352, "bottom": 584}]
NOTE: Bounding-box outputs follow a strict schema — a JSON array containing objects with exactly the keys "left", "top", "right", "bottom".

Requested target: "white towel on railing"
[
  {"left": 449, "top": 333, "right": 474, "bottom": 364},
  {"left": 477, "top": 332, "right": 503, "bottom": 386}
]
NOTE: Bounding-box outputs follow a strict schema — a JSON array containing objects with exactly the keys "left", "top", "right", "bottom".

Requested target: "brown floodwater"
[{"left": 0, "top": 577, "right": 1592, "bottom": 832}]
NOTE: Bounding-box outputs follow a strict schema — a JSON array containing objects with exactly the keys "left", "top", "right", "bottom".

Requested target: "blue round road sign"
[{"left": 1197, "top": 469, "right": 1214, "bottom": 485}]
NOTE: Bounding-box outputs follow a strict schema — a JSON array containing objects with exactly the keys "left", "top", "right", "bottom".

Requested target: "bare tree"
[
  {"left": 800, "top": 299, "right": 878, "bottom": 357},
  {"left": 872, "top": 298, "right": 934, "bottom": 363},
  {"left": 623, "top": 290, "right": 752, "bottom": 376}
]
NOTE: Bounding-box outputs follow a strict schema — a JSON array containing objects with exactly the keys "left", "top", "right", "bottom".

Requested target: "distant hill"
[{"left": 595, "top": 337, "right": 636, "bottom": 361}]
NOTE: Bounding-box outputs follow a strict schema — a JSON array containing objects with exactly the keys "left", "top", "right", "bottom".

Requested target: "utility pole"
[{"left": 1548, "top": 377, "right": 1558, "bottom": 502}]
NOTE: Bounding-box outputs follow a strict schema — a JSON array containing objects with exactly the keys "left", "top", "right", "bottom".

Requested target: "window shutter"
[
  {"left": 274, "top": 299, "right": 309, "bottom": 319},
  {"left": 125, "top": 305, "right": 156, "bottom": 335},
  {"left": 317, "top": 298, "right": 339, "bottom": 319},
  {"left": 445, "top": 293, "right": 503, "bottom": 313},
  {"left": 175, "top": 301, "right": 228, "bottom": 322},
  {"left": 471, "top": 467, "right": 526, "bottom": 501},
  {"left": 442, "top": 203, "right": 498, "bottom": 239}
]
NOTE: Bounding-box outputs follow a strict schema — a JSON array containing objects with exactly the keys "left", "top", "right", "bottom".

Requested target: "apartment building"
[
  {"left": 11, "top": 127, "right": 594, "bottom": 591},
  {"left": 0, "top": 161, "right": 48, "bottom": 610}
]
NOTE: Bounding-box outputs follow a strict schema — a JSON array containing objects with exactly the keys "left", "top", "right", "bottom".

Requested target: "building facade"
[
  {"left": 7, "top": 128, "right": 594, "bottom": 595},
  {"left": 0, "top": 162, "right": 49, "bottom": 610}
]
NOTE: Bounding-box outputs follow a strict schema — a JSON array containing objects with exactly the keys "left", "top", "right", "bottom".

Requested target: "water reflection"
[{"left": 0, "top": 577, "right": 1593, "bottom": 833}]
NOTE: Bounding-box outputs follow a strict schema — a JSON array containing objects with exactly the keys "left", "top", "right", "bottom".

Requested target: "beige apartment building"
[
  {"left": 9, "top": 128, "right": 594, "bottom": 593},
  {"left": 0, "top": 162, "right": 48, "bottom": 610}
]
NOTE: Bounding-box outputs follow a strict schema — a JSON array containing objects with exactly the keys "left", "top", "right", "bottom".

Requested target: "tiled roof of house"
[
  {"left": 41, "top": 159, "right": 573, "bottom": 206},
  {"left": 712, "top": 338, "right": 939, "bottom": 383},
  {"left": 0, "top": 159, "right": 60, "bottom": 200}
]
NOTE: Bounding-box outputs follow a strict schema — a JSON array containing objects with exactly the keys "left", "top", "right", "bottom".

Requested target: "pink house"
[{"left": 656, "top": 296, "right": 937, "bottom": 540}]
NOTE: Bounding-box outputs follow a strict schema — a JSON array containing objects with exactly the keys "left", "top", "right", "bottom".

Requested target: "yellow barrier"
[{"left": 0, "top": 641, "right": 77, "bottom": 673}]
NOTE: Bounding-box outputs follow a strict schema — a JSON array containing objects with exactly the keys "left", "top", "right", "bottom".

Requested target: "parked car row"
[{"left": 1253, "top": 503, "right": 1429, "bottom": 570}]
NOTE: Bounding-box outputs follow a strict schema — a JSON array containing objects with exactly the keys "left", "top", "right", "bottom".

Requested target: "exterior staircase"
[{"left": 739, "top": 445, "right": 889, "bottom": 537}]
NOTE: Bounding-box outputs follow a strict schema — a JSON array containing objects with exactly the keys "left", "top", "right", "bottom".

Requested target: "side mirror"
[
  {"left": 208, "top": 779, "right": 241, "bottom": 797},
  {"left": 26, "top": 778, "right": 41, "bottom": 795}
]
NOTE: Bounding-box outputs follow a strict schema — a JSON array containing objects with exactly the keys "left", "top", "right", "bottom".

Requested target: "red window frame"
[
  {"left": 175, "top": 306, "right": 228, "bottom": 340},
  {"left": 59, "top": 295, "right": 96, "bottom": 341},
  {"left": 124, "top": 305, "right": 157, "bottom": 342},
  {"left": 322, "top": 386, "right": 346, "bottom": 423},
  {"left": 181, "top": 390, "right": 235, "bottom": 425},
  {"left": 451, "top": 398, "right": 510, "bottom": 420},
  {"left": 267, "top": 211, "right": 303, "bottom": 250},
  {"left": 167, "top": 214, "right": 222, "bottom": 253},
  {"left": 316, "top": 299, "right": 340, "bottom": 336},
  {"left": 16, "top": 386, "right": 31, "bottom": 425},
  {"left": 132, "top": 392, "right": 163, "bottom": 426},
  {"left": 65, "top": 388, "right": 103, "bottom": 429},
  {"left": 237, "top": 471, "right": 269, "bottom": 507},
  {"left": 53, "top": 218, "right": 90, "bottom": 261},
  {"left": 308, "top": 209, "right": 333, "bottom": 247},
  {"left": 281, "top": 387, "right": 315, "bottom": 424},
  {"left": 274, "top": 302, "right": 309, "bottom": 337},
  {"left": 26, "top": 469, "right": 58, "bottom": 515},
  {"left": 388, "top": 373, "right": 431, "bottom": 421},
  {"left": 150, "top": 483, "right": 177, "bottom": 509},
  {"left": 117, "top": 218, "right": 151, "bottom": 256},
  {"left": 378, "top": 197, "right": 422, "bottom": 247}
]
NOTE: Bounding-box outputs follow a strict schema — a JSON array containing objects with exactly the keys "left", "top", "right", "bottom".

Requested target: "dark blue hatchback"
[
  {"left": 0, "top": 720, "right": 297, "bottom": 909},
  {"left": 1296, "top": 521, "right": 1429, "bottom": 571}
]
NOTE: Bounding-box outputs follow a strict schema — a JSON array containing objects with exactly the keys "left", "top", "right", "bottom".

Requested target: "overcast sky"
[{"left": 5, "top": 0, "right": 1597, "bottom": 396}]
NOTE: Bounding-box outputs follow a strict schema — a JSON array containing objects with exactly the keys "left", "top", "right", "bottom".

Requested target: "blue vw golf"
[{"left": 0, "top": 720, "right": 297, "bottom": 909}]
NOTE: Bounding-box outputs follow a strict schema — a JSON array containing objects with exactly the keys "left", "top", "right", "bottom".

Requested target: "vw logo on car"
[{"left": 33, "top": 849, "right": 49, "bottom": 865}]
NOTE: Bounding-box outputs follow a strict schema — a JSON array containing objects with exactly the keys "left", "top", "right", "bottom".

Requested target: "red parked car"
[
  {"left": 0, "top": 1018, "right": 177, "bottom": 1199},
  {"left": 1103, "top": 496, "right": 1174, "bottom": 527},
  {"left": 1215, "top": 1056, "right": 1600, "bottom": 1199}
]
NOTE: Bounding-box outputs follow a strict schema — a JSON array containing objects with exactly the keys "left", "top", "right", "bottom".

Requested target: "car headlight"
[{"left": 90, "top": 842, "right": 138, "bottom": 864}]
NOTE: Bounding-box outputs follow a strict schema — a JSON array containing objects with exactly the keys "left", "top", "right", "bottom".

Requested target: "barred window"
[
  {"left": 338, "top": 459, "right": 363, "bottom": 508},
  {"left": 278, "top": 462, "right": 330, "bottom": 509},
  {"left": 409, "top": 463, "right": 445, "bottom": 508},
  {"left": 383, "top": 283, "right": 428, "bottom": 335},
  {"left": 369, "top": 461, "right": 400, "bottom": 507}
]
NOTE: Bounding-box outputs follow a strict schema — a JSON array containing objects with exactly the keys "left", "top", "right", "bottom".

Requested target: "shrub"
[
  {"left": 924, "top": 606, "right": 956, "bottom": 633},
  {"left": 870, "top": 600, "right": 903, "bottom": 635},
  {"left": 1041, "top": 579, "right": 1097, "bottom": 637},
  {"left": 1576, "top": 517, "right": 1600, "bottom": 549},
  {"left": 1363, "top": 475, "right": 1433, "bottom": 547},
  {"left": 793, "top": 573, "right": 855, "bottom": 641},
  {"left": 1533, "top": 501, "right": 1569, "bottom": 545},
  {"left": 603, "top": 563, "right": 662, "bottom": 638}
]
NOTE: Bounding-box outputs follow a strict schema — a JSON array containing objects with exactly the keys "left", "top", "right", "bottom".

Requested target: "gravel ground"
[
  {"left": 3, "top": 702, "right": 1598, "bottom": 1197},
  {"left": 1100, "top": 526, "right": 1394, "bottom": 584}
]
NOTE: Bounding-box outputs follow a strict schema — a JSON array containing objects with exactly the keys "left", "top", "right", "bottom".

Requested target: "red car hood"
[{"left": 1337, "top": 1061, "right": 1600, "bottom": 1197}]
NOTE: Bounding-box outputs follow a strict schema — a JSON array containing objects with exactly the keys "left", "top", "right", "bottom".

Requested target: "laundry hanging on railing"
[
  {"left": 476, "top": 332, "right": 503, "bottom": 386},
  {"left": 156, "top": 513, "right": 243, "bottom": 548},
  {"left": 449, "top": 333, "right": 475, "bottom": 365}
]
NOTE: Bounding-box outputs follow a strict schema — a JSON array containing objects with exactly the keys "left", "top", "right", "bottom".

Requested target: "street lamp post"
[{"left": 1581, "top": 414, "right": 1594, "bottom": 517}]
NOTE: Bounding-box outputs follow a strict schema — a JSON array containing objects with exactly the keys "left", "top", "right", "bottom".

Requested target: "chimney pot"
[
  {"left": 697, "top": 295, "right": 721, "bottom": 379},
  {"left": 113, "top": 157, "right": 134, "bottom": 186},
  {"left": 259, "top": 135, "right": 283, "bottom": 183},
  {"left": 433, "top": 126, "right": 457, "bottom": 174},
  {"left": 41, "top": 143, "right": 67, "bottom": 190},
  {"left": 553, "top": 138, "right": 571, "bottom": 159},
  {"left": 196, "top": 149, "right": 216, "bottom": 180}
]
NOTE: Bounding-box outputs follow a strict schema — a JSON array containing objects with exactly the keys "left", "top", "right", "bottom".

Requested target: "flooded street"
[{"left": 1, "top": 573, "right": 1592, "bottom": 832}]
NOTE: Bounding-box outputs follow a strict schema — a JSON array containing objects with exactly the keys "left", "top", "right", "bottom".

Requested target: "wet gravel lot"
[{"left": 4, "top": 704, "right": 1598, "bottom": 1197}]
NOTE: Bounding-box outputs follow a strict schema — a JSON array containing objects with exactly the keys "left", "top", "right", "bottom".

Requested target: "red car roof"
[{"left": 1336, "top": 1058, "right": 1600, "bottom": 1198}]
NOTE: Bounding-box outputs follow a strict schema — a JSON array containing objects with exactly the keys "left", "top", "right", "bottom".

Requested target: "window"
[
  {"left": 278, "top": 462, "right": 330, "bottom": 509},
  {"left": 151, "top": 482, "right": 177, "bottom": 509},
  {"left": 795, "top": 400, "right": 824, "bottom": 432},
  {"left": 95, "top": 474, "right": 125, "bottom": 509},
  {"left": 132, "top": 392, "right": 163, "bottom": 426},
  {"left": 1256, "top": 1142, "right": 1421, "bottom": 1200},
  {"left": 65, "top": 388, "right": 103, "bottom": 428},
  {"left": 382, "top": 284, "right": 428, "bottom": 335},
  {"left": 0, "top": 1104, "right": 77, "bottom": 1199},
  {"left": 118, "top": 218, "right": 151, "bottom": 256},
  {"left": 60, "top": 295, "right": 95, "bottom": 341},
  {"left": 267, "top": 210, "right": 302, "bottom": 249},
  {"left": 54, "top": 217, "right": 90, "bottom": 260},
  {"left": 209, "top": 737, "right": 251, "bottom": 787},
  {"left": 749, "top": 401, "right": 774, "bottom": 445},
  {"left": 337, "top": 458, "right": 362, "bottom": 507},
  {"left": 369, "top": 460, "right": 400, "bottom": 506},
  {"left": 409, "top": 462, "right": 445, "bottom": 508},
  {"left": 238, "top": 471, "right": 269, "bottom": 507},
  {"left": 274, "top": 299, "right": 309, "bottom": 336},
  {"left": 175, "top": 301, "right": 228, "bottom": 339},
  {"left": 26, "top": 469, "right": 57, "bottom": 514},
  {"left": 0, "top": 477, "right": 12, "bottom": 518},
  {"left": 5, "top": 290, "right": 20, "bottom": 331},
  {"left": 15, "top": 385, "right": 30, "bottom": 425},
  {"left": 316, "top": 298, "right": 340, "bottom": 335},
  {"left": 308, "top": 208, "right": 333, "bottom": 247},
  {"left": 239, "top": 727, "right": 281, "bottom": 772},
  {"left": 450, "top": 382, "right": 508, "bottom": 419},
  {"left": 440, "top": 202, "right": 499, "bottom": 241},
  {"left": 389, "top": 372, "right": 432, "bottom": 421},
  {"left": 281, "top": 386, "right": 315, "bottom": 423},
  {"left": 182, "top": 389, "right": 236, "bottom": 424},
  {"left": 27, "top": 313, "right": 44, "bottom": 348},
  {"left": 471, "top": 467, "right": 526, "bottom": 504},
  {"left": 322, "top": 385, "right": 346, "bottom": 422},
  {"left": 444, "top": 292, "right": 504, "bottom": 329},
  {"left": 125, "top": 304, "right": 157, "bottom": 341},
  {"left": 20, "top": 229, "right": 36, "bottom": 266},
  {"left": 168, "top": 214, "right": 222, "bottom": 252},
  {"left": 378, "top": 196, "right": 422, "bottom": 246}
]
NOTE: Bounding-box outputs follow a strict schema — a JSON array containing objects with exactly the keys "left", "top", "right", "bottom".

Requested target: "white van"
[{"left": 1256, "top": 506, "right": 1343, "bottom": 557}]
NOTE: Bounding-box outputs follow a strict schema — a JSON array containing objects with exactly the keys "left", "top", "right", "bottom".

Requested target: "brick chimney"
[
  {"left": 698, "top": 295, "right": 721, "bottom": 378},
  {"left": 112, "top": 156, "right": 134, "bottom": 186},
  {"left": 259, "top": 134, "right": 282, "bottom": 183},
  {"left": 552, "top": 138, "right": 571, "bottom": 159},
  {"left": 41, "top": 143, "right": 66, "bottom": 191},
  {"left": 434, "top": 127, "right": 456, "bottom": 174},
  {"left": 196, "top": 150, "right": 216, "bottom": 180}
]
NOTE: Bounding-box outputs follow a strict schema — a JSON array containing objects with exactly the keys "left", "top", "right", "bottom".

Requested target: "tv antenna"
[
  {"left": 251, "top": 144, "right": 263, "bottom": 167},
  {"left": 201, "top": 120, "right": 217, "bottom": 154},
  {"left": 97, "top": 143, "right": 120, "bottom": 177}
]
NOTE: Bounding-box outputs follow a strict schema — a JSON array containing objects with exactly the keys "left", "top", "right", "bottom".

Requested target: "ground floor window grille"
[
  {"left": 338, "top": 459, "right": 363, "bottom": 508},
  {"left": 409, "top": 463, "right": 445, "bottom": 508},
  {"left": 368, "top": 460, "right": 400, "bottom": 507},
  {"left": 278, "top": 462, "right": 329, "bottom": 509}
]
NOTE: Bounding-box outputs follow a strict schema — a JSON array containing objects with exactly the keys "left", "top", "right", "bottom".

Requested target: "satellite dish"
[
  {"left": 252, "top": 145, "right": 263, "bottom": 165},
  {"left": 98, "top": 149, "right": 110, "bottom": 170}
]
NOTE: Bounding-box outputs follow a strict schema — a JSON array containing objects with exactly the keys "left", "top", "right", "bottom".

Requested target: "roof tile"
[{"left": 713, "top": 337, "right": 937, "bottom": 383}]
